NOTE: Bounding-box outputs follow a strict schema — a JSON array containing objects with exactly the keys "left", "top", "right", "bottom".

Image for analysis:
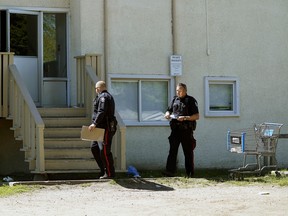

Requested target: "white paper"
[{"left": 170, "top": 114, "right": 178, "bottom": 119}]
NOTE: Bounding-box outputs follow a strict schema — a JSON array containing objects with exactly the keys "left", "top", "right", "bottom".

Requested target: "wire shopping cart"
[{"left": 227, "top": 122, "right": 283, "bottom": 180}]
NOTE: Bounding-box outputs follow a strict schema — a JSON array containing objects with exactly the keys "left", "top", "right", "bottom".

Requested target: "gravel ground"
[{"left": 0, "top": 178, "right": 288, "bottom": 216}]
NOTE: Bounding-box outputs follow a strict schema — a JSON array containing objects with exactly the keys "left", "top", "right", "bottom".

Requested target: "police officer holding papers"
[
  {"left": 89, "top": 81, "right": 117, "bottom": 179},
  {"left": 163, "top": 83, "right": 199, "bottom": 178}
]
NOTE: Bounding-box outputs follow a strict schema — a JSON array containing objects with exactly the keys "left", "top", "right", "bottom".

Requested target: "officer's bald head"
[
  {"left": 95, "top": 81, "right": 107, "bottom": 93},
  {"left": 96, "top": 81, "right": 106, "bottom": 89}
]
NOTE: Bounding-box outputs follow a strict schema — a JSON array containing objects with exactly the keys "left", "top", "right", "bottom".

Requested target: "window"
[
  {"left": 204, "top": 76, "right": 239, "bottom": 117},
  {"left": 10, "top": 13, "right": 38, "bottom": 56},
  {"left": 109, "top": 75, "right": 174, "bottom": 125},
  {"left": 43, "top": 13, "right": 67, "bottom": 78}
]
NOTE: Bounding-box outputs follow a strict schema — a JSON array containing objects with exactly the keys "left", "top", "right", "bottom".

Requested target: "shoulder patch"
[{"left": 100, "top": 97, "right": 105, "bottom": 103}]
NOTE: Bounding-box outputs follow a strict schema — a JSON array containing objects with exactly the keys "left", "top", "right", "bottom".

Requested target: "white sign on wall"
[{"left": 170, "top": 55, "right": 182, "bottom": 76}]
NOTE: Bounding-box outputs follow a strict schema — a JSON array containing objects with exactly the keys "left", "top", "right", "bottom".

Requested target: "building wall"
[
  {"left": 69, "top": 0, "right": 104, "bottom": 104},
  {"left": 125, "top": 127, "right": 170, "bottom": 170},
  {"left": 177, "top": 0, "right": 288, "bottom": 168},
  {"left": 0, "top": 0, "right": 69, "bottom": 8},
  {"left": 1, "top": 0, "right": 287, "bottom": 173},
  {"left": 106, "top": 0, "right": 172, "bottom": 75},
  {"left": 91, "top": 0, "right": 288, "bottom": 169}
]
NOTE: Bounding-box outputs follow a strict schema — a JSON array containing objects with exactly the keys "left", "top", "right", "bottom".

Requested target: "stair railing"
[
  {"left": 8, "top": 64, "right": 45, "bottom": 173},
  {"left": 74, "top": 54, "right": 103, "bottom": 108},
  {"left": 85, "top": 65, "right": 127, "bottom": 171},
  {"left": 75, "top": 54, "right": 127, "bottom": 171},
  {"left": 0, "top": 52, "right": 14, "bottom": 118}
]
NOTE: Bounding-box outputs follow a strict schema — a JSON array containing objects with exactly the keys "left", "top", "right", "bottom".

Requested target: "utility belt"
[
  {"left": 106, "top": 116, "right": 118, "bottom": 134},
  {"left": 170, "top": 120, "right": 196, "bottom": 131}
]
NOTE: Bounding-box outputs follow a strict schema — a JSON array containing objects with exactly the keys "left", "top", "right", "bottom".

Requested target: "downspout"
[
  {"left": 171, "top": 0, "right": 176, "bottom": 55},
  {"left": 205, "top": 0, "right": 210, "bottom": 56},
  {"left": 103, "top": 0, "right": 108, "bottom": 82},
  {"left": 171, "top": 0, "right": 179, "bottom": 85}
]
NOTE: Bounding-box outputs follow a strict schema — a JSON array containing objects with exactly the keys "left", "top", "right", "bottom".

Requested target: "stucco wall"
[
  {"left": 100, "top": 0, "right": 288, "bottom": 169},
  {"left": 0, "top": 0, "right": 69, "bottom": 8},
  {"left": 1, "top": 0, "right": 287, "bottom": 173},
  {"left": 176, "top": 0, "right": 288, "bottom": 168},
  {"left": 106, "top": 0, "right": 172, "bottom": 74},
  {"left": 69, "top": 0, "right": 104, "bottom": 105},
  {"left": 125, "top": 127, "right": 170, "bottom": 170}
]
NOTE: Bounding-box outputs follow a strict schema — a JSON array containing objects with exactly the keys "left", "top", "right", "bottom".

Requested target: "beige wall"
[
  {"left": 1, "top": 0, "right": 288, "bottom": 172},
  {"left": 175, "top": 0, "right": 288, "bottom": 168},
  {"left": 69, "top": 0, "right": 105, "bottom": 104},
  {"left": 85, "top": 0, "right": 288, "bottom": 169},
  {"left": 106, "top": 0, "right": 172, "bottom": 75},
  {"left": 0, "top": 0, "right": 69, "bottom": 8}
]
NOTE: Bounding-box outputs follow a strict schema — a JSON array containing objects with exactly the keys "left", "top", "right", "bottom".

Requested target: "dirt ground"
[{"left": 0, "top": 177, "right": 288, "bottom": 216}]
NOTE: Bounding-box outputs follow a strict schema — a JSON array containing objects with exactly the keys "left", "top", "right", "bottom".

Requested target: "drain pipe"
[
  {"left": 103, "top": 0, "right": 108, "bottom": 82},
  {"left": 171, "top": 0, "right": 179, "bottom": 85},
  {"left": 171, "top": 0, "right": 177, "bottom": 55},
  {"left": 205, "top": 0, "right": 210, "bottom": 56}
]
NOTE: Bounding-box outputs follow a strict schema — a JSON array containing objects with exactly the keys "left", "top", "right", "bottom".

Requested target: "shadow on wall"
[{"left": 0, "top": 119, "right": 29, "bottom": 175}]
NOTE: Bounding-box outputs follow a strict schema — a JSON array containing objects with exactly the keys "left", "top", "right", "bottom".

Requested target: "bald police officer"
[{"left": 89, "top": 81, "right": 117, "bottom": 179}]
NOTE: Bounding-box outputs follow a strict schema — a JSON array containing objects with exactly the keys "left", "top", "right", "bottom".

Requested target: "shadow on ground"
[{"left": 115, "top": 178, "right": 174, "bottom": 191}]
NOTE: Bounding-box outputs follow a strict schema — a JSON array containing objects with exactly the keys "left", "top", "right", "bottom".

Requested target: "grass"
[
  {"left": 0, "top": 184, "right": 36, "bottom": 197},
  {"left": 137, "top": 169, "right": 288, "bottom": 187},
  {"left": 0, "top": 169, "right": 287, "bottom": 197}
]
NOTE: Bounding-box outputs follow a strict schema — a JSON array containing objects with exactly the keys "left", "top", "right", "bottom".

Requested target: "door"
[
  {"left": 1, "top": 10, "right": 69, "bottom": 107},
  {"left": 42, "top": 13, "right": 68, "bottom": 107},
  {"left": 8, "top": 10, "right": 41, "bottom": 105}
]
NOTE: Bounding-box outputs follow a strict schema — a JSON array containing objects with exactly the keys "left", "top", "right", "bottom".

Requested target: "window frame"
[
  {"left": 204, "top": 76, "right": 240, "bottom": 117},
  {"left": 108, "top": 74, "right": 175, "bottom": 126}
]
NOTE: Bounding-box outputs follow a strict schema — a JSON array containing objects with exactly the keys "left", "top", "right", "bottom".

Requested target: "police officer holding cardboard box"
[
  {"left": 89, "top": 81, "right": 117, "bottom": 179},
  {"left": 163, "top": 83, "right": 199, "bottom": 178}
]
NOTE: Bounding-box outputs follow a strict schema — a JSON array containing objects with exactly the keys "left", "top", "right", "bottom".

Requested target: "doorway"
[
  {"left": 9, "top": 10, "right": 40, "bottom": 105},
  {"left": 42, "top": 13, "right": 68, "bottom": 107},
  {"left": 0, "top": 10, "right": 69, "bottom": 107}
]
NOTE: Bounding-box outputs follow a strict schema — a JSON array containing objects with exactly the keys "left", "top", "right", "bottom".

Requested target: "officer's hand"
[
  {"left": 164, "top": 112, "right": 171, "bottom": 119},
  {"left": 88, "top": 123, "right": 96, "bottom": 131},
  {"left": 178, "top": 116, "right": 185, "bottom": 122}
]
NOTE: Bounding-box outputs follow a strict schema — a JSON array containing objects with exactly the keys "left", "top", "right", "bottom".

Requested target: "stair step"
[
  {"left": 45, "top": 159, "right": 98, "bottom": 170},
  {"left": 38, "top": 107, "right": 86, "bottom": 117},
  {"left": 44, "top": 128, "right": 82, "bottom": 138},
  {"left": 32, "top": 170, "right": 100, "bottom": 174},
  {"left": 44, "top": 138, "right": 91, "bottom": 148},
  {"left": 43, "top": 117, "right": 90, "bottom": 127},
  {"left": 45, "top": 148, "right": 92, "bottom": 159},
  {"left": 31, "top": 169, "right": 125, "bottom": 174},
  {"left": 28, "top": 107, "right": 116, "bottom": 174}
]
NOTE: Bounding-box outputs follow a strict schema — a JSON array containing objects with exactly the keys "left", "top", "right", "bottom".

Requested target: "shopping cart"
[{"left": 227, "top": 122, "right": 283, "bottom": 180}]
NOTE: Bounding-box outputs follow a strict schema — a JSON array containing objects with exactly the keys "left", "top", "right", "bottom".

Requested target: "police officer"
[
  {"left": 89, "top": 81, "right": 117, "bottom": 179},
  {"left": 163, "top": 83, "right": 199, "bottom": 177}
]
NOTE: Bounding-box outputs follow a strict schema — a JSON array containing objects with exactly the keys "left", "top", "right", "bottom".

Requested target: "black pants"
[
  {"left": 91, "top": 129, "right": 115, "bottom": 177},
  {"left": 166, "top": 126, "right": 196, "bottom": 176}
]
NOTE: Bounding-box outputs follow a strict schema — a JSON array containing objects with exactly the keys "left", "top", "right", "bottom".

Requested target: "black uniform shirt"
[
  {"left": 92, "top": 90, "right": 115, "bottom": 129},
  {"left": 167, "top": 94, "right": 199, "bottom": 118}
]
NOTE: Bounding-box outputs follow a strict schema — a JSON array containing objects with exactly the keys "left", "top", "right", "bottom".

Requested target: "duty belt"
[{"left": 170, "top": 120, "right": 195, "bottom": 130}]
